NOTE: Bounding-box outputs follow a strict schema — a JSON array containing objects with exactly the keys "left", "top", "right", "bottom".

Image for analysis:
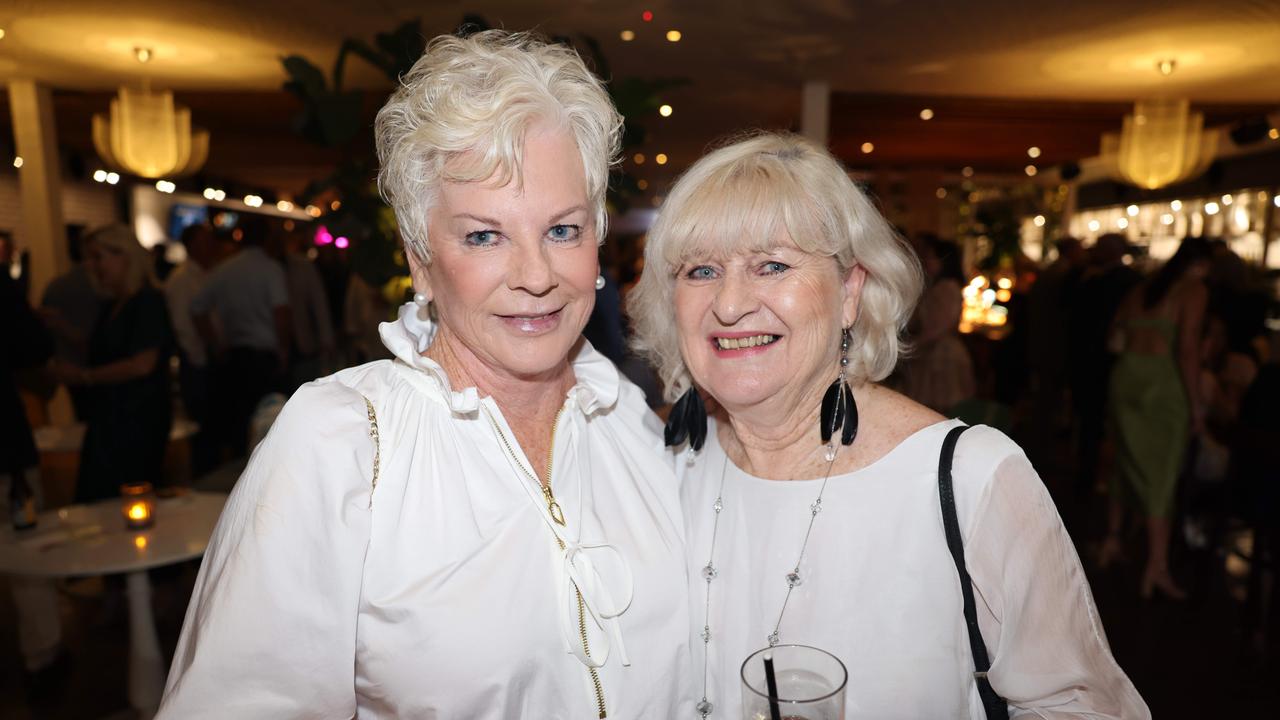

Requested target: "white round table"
[{"left": 0, "top": 491, "right": 226, "bottom": 719}]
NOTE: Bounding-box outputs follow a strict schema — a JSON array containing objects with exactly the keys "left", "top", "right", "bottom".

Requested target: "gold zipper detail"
[{"left": 488, "top": 406, "right": 607, "bottom": 719}]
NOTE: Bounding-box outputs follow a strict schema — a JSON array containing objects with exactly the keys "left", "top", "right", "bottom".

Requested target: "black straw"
[{"left": 763, "top": 652, "right": 782, "bottom": 720}]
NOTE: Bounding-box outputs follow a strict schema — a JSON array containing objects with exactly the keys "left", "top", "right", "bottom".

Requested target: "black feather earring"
[
  {"left": 819, "top": 327, "right": 858, "bottom": 459},
  {"left": 664, "top": 385, "right": 708, "bottom": 460}
]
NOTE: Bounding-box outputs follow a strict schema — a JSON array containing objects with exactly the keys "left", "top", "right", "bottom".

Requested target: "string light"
[
  {"left": 330, "top": 199, "right": 342, "bottom": 211},
  {"left": 155, "top": 180, "right": 175, "bottom": 193},
  {"left": 920, "top": 108, "right": 934, "bottom": 120},
  {"left": 655, "top": 153, "right": 668, "bottom": 165},
  {"left": 244, "top": 194, "right": 263, "bottom": 208},
  {"left": 633, "top": 153, "right": 646, "bottom": 164},
  {"left": 659, "top": 104, "right": 673, "bottom": 117},
  {"left": 134, "top": 46, "right": 152, "bottom": 63},
  {"left": 1170, "top": 199, "right": 1182, "bottom": 211},
  {"left": 106, "top": 172, "right": 120, "bottom": 185},
  {"left": 1033, "top": 215, "right": 1046, "bottom": 227},
  {"left": 1088, "top": 219, "right": 1101, "bottom": 232},
  {"left": 1027, "top": 146, "right": 1041, "bottom": 159},
  {"left": 1117, "top": 217, "right": 1129, "bottom": 229},
  {"left": 637, "top": 179, "right": 649, "bottom": 190},
  {"left": 935, "top": 188, "right": 947, "bottom": 199},
  {"left": 860, "top": 142, "right": 874, "bottom": 154},
  {"left": 1126, "top": 204, "right": 1139, "bottom": 217},
  {"left": 276, "top": 200, "right": 294, "bottom": 212},
  {"left": 1204, "top": 201, "right": 1220, "bottom": 215},
  {"left": 12, "top": 156, "right": 23, "bottom": 168},
  {"left": 1024, "top": 165, "right": 1037, "bottom": 176},
  {"left": 94, "top": 170, "right": 109, "bottom": 183},
  {"left": 961, "top": 166, "right": 974, "bottom": 178},
  {"left": 1270, "top": 128, "right": 1279, "bottom": 140},
  {"left": 666, "top": 30, "right": 681, "bottom": 42},
  {"left": 620, "top": 30, "right": 635, "bottom": 41},
  {"left": 306, "top": 205, "right": 322, "bottom": 217}
]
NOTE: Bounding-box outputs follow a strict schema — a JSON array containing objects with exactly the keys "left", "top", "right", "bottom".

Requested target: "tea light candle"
[{"left": 120, "top": 482, "right": 156, "bottom": 531}]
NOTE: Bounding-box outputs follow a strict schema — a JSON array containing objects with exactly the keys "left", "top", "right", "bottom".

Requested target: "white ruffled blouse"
[
  {"left": 681, "top": 418, "right": 1150, "bottom": 720},
  {"left": 158, "top": 303, "right": 693, "bottom": 719}
]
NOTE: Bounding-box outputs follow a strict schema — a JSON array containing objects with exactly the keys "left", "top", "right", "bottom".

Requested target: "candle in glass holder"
[{"left": 120, "top": 482, "right": 156, "bottom": 530}]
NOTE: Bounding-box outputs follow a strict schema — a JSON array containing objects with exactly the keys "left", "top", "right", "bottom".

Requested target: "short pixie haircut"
[
  {"left": 375, "top": 30, "right": 623, "bottom": 263},
  {"left": 628, "top": 132, "right": 924, "bottom": 401}
]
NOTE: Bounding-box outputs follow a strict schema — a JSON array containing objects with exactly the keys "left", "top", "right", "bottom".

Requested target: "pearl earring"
[
  {"left": 595, "top": 275, "right": 606, "bottom": 290},
  {"left": 413, "top": 292, "right": 429, "bottom": 306}
]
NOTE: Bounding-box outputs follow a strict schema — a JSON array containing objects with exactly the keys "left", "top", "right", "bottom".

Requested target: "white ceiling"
[{"left": 2, "top": 0, "right": 1278, "bottom": 102}]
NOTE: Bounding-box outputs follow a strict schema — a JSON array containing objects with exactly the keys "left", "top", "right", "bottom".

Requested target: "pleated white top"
[
  {"left": 158, "top": 303, "right": 693, "bottom": 719},
  {"left": 680, "top": 418, "right": 1150, "bottom": 719}
]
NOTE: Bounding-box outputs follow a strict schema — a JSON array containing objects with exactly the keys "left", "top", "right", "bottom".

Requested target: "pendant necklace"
[{"left": 694, "top": 438, "right": 843, "bottom": 718}]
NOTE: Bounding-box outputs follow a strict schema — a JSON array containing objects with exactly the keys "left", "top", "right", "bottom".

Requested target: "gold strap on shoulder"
[{"left": 363, "top": 396, "right": 380, "bottom": 508}]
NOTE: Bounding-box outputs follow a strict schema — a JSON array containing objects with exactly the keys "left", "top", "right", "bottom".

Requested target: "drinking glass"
[{"left": 740, "top": 644, "right": 847, "bottom": 720}]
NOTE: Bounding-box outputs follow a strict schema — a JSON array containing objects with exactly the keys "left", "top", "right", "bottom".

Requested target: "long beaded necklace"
[{"left": 694, "top": 437, "right": 842, "bottom": 718}]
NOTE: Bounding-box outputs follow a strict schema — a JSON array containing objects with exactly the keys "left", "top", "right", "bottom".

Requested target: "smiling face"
[
  {"left": 411, "top": 123, "right": 599, "bottom": 384},
  {"left": 674, "top": 234, "right": 865, "bottom": 416}
]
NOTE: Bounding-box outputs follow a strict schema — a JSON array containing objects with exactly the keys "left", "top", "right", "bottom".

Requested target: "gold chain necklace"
[{"left": 482, "top": 406, "right": 609, "bottom": 719}]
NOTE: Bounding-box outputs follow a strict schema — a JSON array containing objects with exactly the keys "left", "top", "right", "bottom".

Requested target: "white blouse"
[
  {"left": 158, "top": 304, "right": 693, "bottom": 719},
  {"left": 681, "top": 418, "right": 1149, "bottom": 720}
]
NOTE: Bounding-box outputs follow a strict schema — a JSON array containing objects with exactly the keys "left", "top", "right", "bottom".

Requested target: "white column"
[
  {"left": 800, "top": 81, "right": 830, "bottom": 147},
  {"left": 126, "top": 570, "right": 164, "bottom": 718},
  {"left": 8, "top": 80, "right": 68, "bottom": 302}
]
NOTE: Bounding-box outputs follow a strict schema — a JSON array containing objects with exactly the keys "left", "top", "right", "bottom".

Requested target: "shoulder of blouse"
[{"left": 944, "top": 424, "right": 1037, "bottom": 540}]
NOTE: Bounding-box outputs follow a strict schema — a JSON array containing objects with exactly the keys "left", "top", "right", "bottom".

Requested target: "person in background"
[
  {"left": 165, "top": 223, "right": 219, "bottom": 474},
  {"left": 1, "top": 256, "right": 65, "bottom": 684},
  {"left": 1069, "top": 233, "right": 1140, "bottom": 505},
  {"left": 903, "top": 236, "right": 974, "bottom": 413},
  {"left": 191, "top": 214, "right": 290, "bottom": 458},
  {"left": 39, "top": 227, "right": 101, "bottom": 421},
  {"left": 1026, "top": 237, "right": 1085, "bottom": 468},
  {"left": 271, "top": 225, "right": 336, "bottom": 391},
  {"left": 53, "top": 225, "right": 174, "bottom": 502},
  {"left": 1101, "top": 237, "right": 1212, "bottom": 599}
]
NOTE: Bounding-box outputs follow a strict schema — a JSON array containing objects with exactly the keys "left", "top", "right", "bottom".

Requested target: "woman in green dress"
[{"left": 1102, "top": 237, "right": 1211, "bottom": 600}]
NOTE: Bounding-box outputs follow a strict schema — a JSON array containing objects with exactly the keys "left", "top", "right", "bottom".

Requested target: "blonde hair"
[
  {"left": 627, "top": 131, "right": 924, "bottom": 401},
  {"left": 83, "top": 224, "right": 154, "bottom": 298},
  {"left": 375, "top": 30, "right": 623, "bottom": 263}
]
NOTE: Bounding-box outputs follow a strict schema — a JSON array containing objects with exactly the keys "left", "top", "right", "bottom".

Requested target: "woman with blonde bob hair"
[
  {"left": 630, "top": 132, "right": 1147, "bottom": 719},
  {"left": 159, "top": 31, "right": 691, "bottom": 718},
  {"left": 53, "top": 224, "right": 173, "bottom": 502}
]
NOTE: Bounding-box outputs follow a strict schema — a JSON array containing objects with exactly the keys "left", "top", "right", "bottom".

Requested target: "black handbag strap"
[{"left": 938, "top": 424, "right": 1009, "bottom": 720}]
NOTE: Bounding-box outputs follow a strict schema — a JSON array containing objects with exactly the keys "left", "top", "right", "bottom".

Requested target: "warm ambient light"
[
  {"left": 120, "top": 482, "right": 155, "bottom": 531},
  {"left": 659, "top": 104, "right": 673, "bottom": 117},
  {"left": 620, "top": 30, "right": 635, "bottom": 41},
  {"left": 330, "top": 199, "right": 342, "bottom": 211},
  {"left": 1170, "top": 199, "right": 1182, "bottom": 211},
  {"left": 94, "top": 170, "right": 108, "bottom": 182},
  {"left": 655, "top": 153, "right": 669, "bottom": 165},
  {"left": 155, "top": 180, "right": 176, "bottom": 193},
  {"left": 637, "top": 179, "right": 649, "bottom": 190},
  {"left": 276, "top": 200, "right": 294, "bottom": 212},
  {"left": 134, "top": 46, "right": 152, "bottom": 63},
  {"left": 106, "top": 172, "right": 120, "bottom": 185},
  {"left": 1033, "top": 215, "right": 1046, "bottom": 227},
  {"left": 306, "top": 205, "right": 322, "bottom": 217},
  {"left": 1126, "top": 204, "right": 1139, "bottom": 217},
  {"left": 1270, "top": 128, "right": 1279, "bottom": 140},
  {"left": 1117, "top": 217, "right": 1129, "bottom": 229},
  {"left": 861, "top": 142, "right": 874, "bottom": 154},
  {"left": 134, "top": 535, "right": 148, "bottom": 550},
  {"left": 1204, "top": 201, "right": 1220, "bottom": 215},
  {"left": 1024, "top": 165, "right": 1037, "bottom": 177},
  {"left": 1273, "top": 195, "right": 1280, "bottom": 208},
  {"left": 1221, "top": 194, "right": 1233, "bottom": 206},
  {"left": 961, "top": 166, "right": 974, "bottom": 178},
  {"left": 1161, "top": 213, "right": 1175, "bottom": 225},
  {"left": 633, "top": 153, "right": 646, "bottom": 164},
  {"left": 12, "top": 156, "right": 22, "bottom": 168},
  {"left": 244, "top": 194, "right": 263, "bottom": 208},
  {"left": 920, "top": 108, "right": 934, "bottom": 120},
  {"left": 1027, "top": 146, "right": 1041, "bottom": 159},
  {"left": 666, "top": 30, "right": 682, "bottom": 42},
  {"left": 1088, "top": 220, "right": 1101, "bottom": 232},
  {"left": 935, "top": 188, "right": 947, "bottom": 199},
  {"left": 0, "top": 28, "right": 6, "bottom": 40},
  {"left": 1157, "top": 58, "right": 1176, "bottom": 76}
]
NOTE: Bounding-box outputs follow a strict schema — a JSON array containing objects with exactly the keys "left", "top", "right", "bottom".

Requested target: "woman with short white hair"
[
  {"left": 159, "top": 31, "right": 691, "bottom": 719},
  {"left": 629, "top": 132, "right": 1148, "bottom": 719}
]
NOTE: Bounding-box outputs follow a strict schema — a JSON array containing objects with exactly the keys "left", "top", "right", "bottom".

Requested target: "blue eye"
[
  {"left": 464, "top": 230, "right": 498, "bottom": 247},
  {"left": 761, "top": 261, "right": 790, "bottom": 275},
  {"left": 685, "top": 265, "right": 718, "bottom": 280},
  {"left": 548, "top": 224, "right": 582, "bottom": 242}
]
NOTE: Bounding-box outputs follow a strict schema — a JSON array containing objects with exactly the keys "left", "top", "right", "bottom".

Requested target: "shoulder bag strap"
[{"left": 938, "top": 424, "right": 1009, "bottom": 720}]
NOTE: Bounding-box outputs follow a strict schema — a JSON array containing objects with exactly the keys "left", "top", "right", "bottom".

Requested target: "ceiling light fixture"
[
  {"left": 94, "top": 86, "right": 209, "bottom": 179},
  {"left": 1102, "top": 60, "right": 1215, "bottom": 190}
]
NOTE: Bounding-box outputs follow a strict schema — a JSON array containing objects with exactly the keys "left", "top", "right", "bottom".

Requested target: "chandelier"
[
  {"left": 92, "top": 85, "right": 209, "bottom": 179},
  {"left": 1102, "top": 62, "right": 1216, "bottom": 190}
]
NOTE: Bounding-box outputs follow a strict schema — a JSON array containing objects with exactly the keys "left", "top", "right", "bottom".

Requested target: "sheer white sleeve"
[
  {"left": 156, "top": 382, "right": 375, "bottom": 719},
  {"left": 966, "top": 452, "right": 1150, "bottom": 719}
]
